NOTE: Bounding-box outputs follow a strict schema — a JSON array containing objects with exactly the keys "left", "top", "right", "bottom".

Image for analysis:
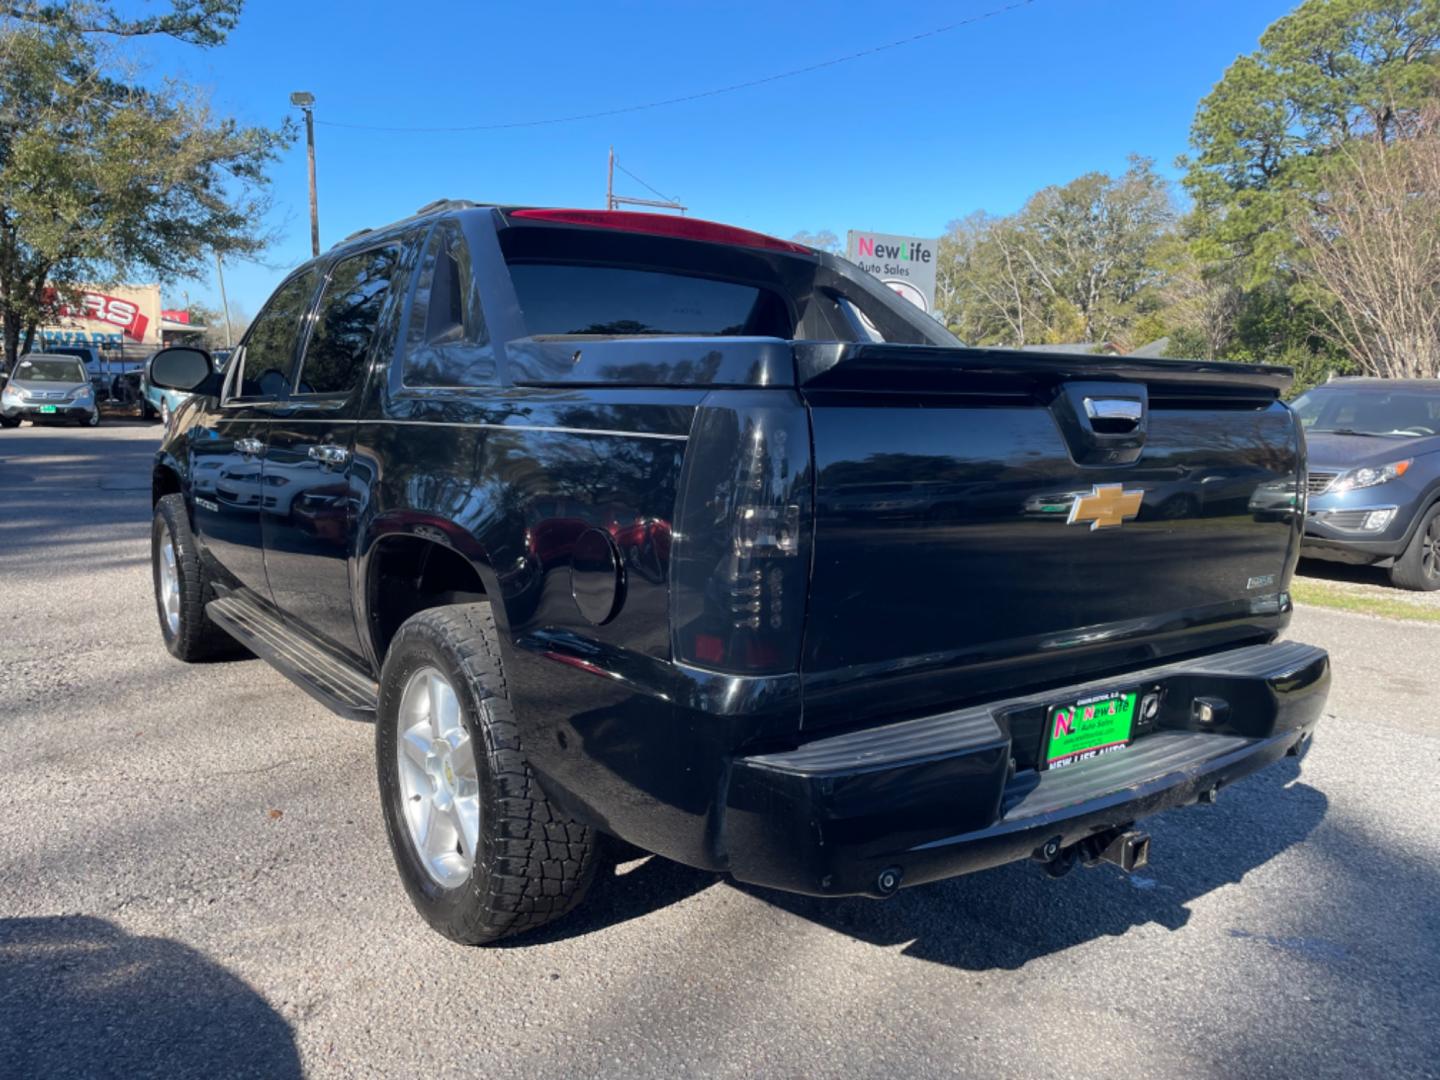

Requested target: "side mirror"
[{"left": 149, "top": 347, "right": 219, "bottom": 395}]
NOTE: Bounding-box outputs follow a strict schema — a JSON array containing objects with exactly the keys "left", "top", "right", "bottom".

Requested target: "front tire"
[
  {"left": 377, "top": 604, "right": 598, "bottom": 944},
  {"left": 1390, "top": 504, "right": 1440, "bottom": 591},
  {"left": 151, "top": 494, "right": 241, "bottom": 660}
]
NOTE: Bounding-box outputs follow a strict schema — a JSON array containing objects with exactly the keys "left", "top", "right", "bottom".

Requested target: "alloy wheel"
[
  {"left": 396, "top": 666, "right": 481, "bottom": 888},
  {"left": 158, "top": 539, "right": 181, "bottom": 636},
  {"left": 1424, "top": 516, "right": 1440, "bottom": 581}
]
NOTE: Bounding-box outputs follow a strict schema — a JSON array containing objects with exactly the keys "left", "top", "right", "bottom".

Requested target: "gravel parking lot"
[{"left": 2, "top": 423, "right": 1437, "bottom": 1080}]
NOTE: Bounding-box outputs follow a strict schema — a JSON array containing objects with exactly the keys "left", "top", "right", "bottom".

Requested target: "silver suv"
[{"left": 0, "top": 354, "right": 100, "bottom": 427}]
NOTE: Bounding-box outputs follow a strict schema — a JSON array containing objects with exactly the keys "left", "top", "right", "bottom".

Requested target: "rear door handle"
[
  {"left": 307, "top": 443, "right": 350, "bottom": 467},
  {"left": 235, "top": 437, "right": 264, "bottom": 457}
]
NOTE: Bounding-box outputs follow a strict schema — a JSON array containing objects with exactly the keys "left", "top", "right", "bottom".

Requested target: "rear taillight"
[{"left": 671, "top": 391, "right": 812, "bottom": 675}]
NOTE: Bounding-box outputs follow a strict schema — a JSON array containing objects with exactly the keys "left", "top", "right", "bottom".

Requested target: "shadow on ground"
[
  {"left": 0, "top": 916, "right": 300, "bottom": 1080},
  {"left": 502, "top": 841, "right": 723, "bottom": 947}
]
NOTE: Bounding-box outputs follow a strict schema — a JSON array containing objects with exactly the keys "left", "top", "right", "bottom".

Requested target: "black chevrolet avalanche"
[{"left": 147, "top": 201, "right": 1329, "bottom": 944}]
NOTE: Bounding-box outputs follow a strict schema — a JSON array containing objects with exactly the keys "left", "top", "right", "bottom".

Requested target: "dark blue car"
[{"left": 1295, "top": 378, "right": 1440, "bottom": 590}]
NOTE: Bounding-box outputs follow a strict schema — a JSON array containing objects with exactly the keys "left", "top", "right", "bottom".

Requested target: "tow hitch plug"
[{"left": 1083, "top": 828, "right": 1151, "bottom": 873}]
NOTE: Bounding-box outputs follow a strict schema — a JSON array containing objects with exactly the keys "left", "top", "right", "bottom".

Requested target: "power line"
[
  {"left": 615, "top": 159, "right": 678, "bottom": 205},
  {"left": 314, "top": 0, "right": 1041, "bottom": 134}
]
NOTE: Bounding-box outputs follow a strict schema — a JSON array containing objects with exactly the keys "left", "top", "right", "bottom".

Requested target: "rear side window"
[
  {"left": 507, "top": 264, "right": 791, "bottom": 337},
  {"left": 402, "top": 221, "right": 494, "bottom": 387},
  {"left": 296, "top": 245, "right": 400, "bottom": 396},
  {"left": 236, "top": 270, "right": 317, "bottom": 399}
]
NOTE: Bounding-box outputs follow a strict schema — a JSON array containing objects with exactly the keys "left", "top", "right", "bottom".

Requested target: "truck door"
[
  {"left": 191, "top": 269, "right": 317, "bottom": 603},
  {"left": 262, "top": 244, "right": 402, "bottom": 662}
]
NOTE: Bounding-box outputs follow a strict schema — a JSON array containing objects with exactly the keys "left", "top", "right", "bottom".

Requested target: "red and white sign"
[{"left": 55, "top": 291, "right": 151, "bottom": 342}]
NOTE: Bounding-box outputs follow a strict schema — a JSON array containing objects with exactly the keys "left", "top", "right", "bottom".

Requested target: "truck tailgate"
[{"left": 795, "top": 344, "right": 1303, "bottom": 732}]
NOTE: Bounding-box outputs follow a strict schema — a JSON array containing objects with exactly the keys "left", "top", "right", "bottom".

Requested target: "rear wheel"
[
  {"left": 377, "top": 603, "right": 598, "bottom": 944},
  {"left": 151, "top": 494, "right": 242, "bottom": 660},
  {"left": 0, "top": 416, "right": 19, "bottom": 429},
  {"left": 1390, "top": 504, "right": 1440, "bottom": 591}
]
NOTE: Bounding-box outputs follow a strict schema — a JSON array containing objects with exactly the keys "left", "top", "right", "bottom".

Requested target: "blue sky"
[{"left": 143, "top": 0, "right": 1300, "bottom": 318}]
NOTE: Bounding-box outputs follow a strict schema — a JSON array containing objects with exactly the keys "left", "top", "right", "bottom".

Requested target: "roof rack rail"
[
  {"left": 328, "top": 200, "right": 485, "bottom": 252},
  {"left": 413, "top": 198, "right": 477, "bottom": 216}
]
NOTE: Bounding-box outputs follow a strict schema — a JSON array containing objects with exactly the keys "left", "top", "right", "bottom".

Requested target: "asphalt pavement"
[{"left": 1, "top": 423, "right": 1437, "bottom": 1079}]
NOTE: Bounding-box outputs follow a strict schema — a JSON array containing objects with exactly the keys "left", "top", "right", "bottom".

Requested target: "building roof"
[
  {"left": 1016, "top": 342, "right": 1122, "bottom": 356},
  {"left": 1127, "top": 336, "right": 1170, "bottom": 358}
]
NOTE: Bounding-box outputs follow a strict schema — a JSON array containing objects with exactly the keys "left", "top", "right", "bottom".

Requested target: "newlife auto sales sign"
[{"left": 846, "top": 230, "right": 938, "bottom": 314}]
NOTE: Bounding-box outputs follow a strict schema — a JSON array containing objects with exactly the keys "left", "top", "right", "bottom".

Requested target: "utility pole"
[
  {"left": 291, "top": 91, "right": 320, "bottom": 256},
  {"left": 605, "top": 147, "right": 686, "bottom": 215},
  {"left": 214, "top": 251, "right": 233, "bottom": 348}
]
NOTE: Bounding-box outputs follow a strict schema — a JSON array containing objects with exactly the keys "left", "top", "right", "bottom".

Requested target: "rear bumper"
[
  {"left": 2, "top": 403, "right": 94, "bottom": 422},
  {"left": 722, "top": 641, "right": 1328, "bottom": 896}
]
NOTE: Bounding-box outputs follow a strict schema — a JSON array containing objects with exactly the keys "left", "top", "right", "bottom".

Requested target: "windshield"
[
  {"left": 15, "top": 358, "right": 87, "bottom": 383},
  {"left": 1290, "top": 387, "right": 1440, "bottom": 437}
]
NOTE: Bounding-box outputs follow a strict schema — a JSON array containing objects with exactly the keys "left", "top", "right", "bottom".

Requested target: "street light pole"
[
  {"left": 214, "top": 251, "right": 232, "bottom": 348},
  {"left": 291, "top": 91, "right": 319, "bottom": 256}
]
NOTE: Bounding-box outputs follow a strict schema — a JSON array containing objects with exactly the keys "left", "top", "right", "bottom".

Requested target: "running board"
[{"left": 207, "top": 589, "right": 378, "bottom": 721}]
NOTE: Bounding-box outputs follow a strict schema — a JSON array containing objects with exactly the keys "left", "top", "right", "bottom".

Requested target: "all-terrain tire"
[
  {"left": 1389, "top": 503, "right": 1440, "bottom": 591},
  {"left": 151, "top": 494, "right": 243, "bottom": 660},
  {"left": 377, "top": 603, "right": 599, "bottom": 944}
]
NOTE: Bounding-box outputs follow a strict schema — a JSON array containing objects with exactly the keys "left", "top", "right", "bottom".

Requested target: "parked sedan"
[
  {"left": 1295, "top": 378, "right": 1440, "bottom": 589},
  {"left": 0, "top": 355, "right": 100, "bottom": 427}
]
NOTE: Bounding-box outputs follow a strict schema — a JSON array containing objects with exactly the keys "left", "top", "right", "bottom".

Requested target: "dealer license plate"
[
  {"left": 1043, "top": 690, "right": 1137, "bottom": 769},
  {"left": 38, "top": 405, "right": 56, "bottom": 414}
]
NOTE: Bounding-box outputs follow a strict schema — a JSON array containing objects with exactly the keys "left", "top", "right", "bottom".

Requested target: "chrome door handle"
[
  {"left": 307, "top": 443, "right": 350, "bottom": 467},
  {"left": 235, "top": 437, "right": 264, "bottom": 456}
]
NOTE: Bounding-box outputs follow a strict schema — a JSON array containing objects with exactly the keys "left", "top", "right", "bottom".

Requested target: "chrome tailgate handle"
[
  {"left": 1050, "top": 382, "right": 1149, "bottom": 466},
  {"left": 1083, "top": 397, "right": 1144, "bottom": 430}
]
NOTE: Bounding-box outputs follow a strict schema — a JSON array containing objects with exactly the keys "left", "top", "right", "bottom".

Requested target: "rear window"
[{"left": 507, "top": 263, "right": 792, "bottom": 338}]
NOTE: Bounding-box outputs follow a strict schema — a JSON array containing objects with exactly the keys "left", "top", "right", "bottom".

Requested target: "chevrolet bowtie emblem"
[{"left": 1067, "top": 484, "right": 1144, "bottom": 530}]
